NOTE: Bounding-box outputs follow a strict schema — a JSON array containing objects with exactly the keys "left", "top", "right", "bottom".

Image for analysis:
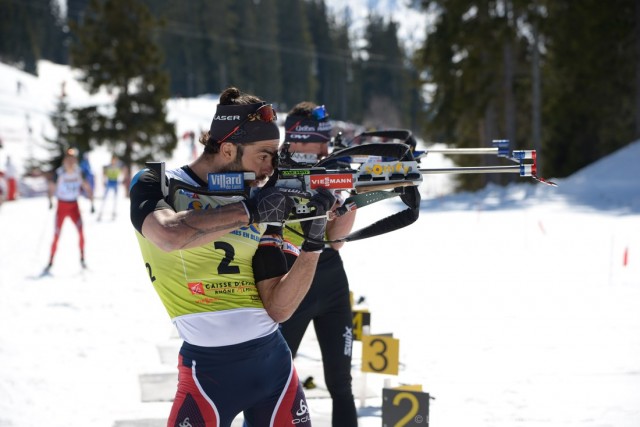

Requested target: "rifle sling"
[
  {"left": 339, "top": 185, "right": 420, "bottom": 243},
  {"left": 285, "top": 185, "right": 420, "bottom": 244}
]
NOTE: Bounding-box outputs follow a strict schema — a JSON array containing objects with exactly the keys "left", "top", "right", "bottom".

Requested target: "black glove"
[
  {"left": 48, "top": 200, "right": 53, "bottom": 210},
  {"left": 243, "top": 187, "right": 295, "bottom": 224},
  {"left": 301, "top": 188, "right": 336, "bottom": 252},
  {"left": 90, "top": 204, "right": 95, "bottom": 214}
]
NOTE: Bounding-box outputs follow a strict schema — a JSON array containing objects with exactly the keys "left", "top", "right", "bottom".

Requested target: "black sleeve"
[
  {"left": 129, "top": 168, "right": 172, "bottom": 235},
  {"left": 253, "top": 246, "right": 288, "bottom": 282},
  {"left": 284, "top": 252, "right": 297, "bottom": 271},
  {"left": 252, "top": 225, "right": 288, "bottom": 281}
]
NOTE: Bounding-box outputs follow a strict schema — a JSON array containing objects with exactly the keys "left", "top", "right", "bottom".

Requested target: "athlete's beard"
[{"left": 219, "top": 144, "right": 269, "bottom": 186}]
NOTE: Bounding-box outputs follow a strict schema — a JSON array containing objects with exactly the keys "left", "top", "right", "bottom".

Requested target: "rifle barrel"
[
  {"left": 426, "top": 147, "right": 499, "bottom": 155},
  {"left": 419, "top": 165, "right": 521, "bottom": 175}
]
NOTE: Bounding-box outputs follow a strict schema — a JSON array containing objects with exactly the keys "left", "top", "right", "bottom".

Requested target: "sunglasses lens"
[
  {"left": 312, "top": 105, "right": 328, "bottom": 121},
  {"left": 257, "top": 104, "right": 277, "bottom": 122}
]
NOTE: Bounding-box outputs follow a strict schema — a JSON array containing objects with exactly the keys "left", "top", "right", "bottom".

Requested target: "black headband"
[
  {"left": 284, "top": 115, "right": 332, "bottom": 143},
  {"left": 209, "top": 102, "right": 279, "bottom": 143}
]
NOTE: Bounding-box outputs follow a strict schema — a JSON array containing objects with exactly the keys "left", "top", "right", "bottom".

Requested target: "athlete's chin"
[{"left": 250, "top": 176, "right": 269, "bottom": 187}]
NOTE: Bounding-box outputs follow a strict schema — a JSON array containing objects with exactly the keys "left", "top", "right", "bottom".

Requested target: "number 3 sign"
[{"left": 361, "top": 335, "right": 399, "bottom": 375}]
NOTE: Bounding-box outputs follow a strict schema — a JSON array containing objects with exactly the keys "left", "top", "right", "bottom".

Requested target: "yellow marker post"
[{"left": 352, "top": 309, "right": 371, "bottom": 341}]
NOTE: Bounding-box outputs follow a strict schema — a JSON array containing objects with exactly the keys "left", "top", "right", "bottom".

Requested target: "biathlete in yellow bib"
[
  {"left": 98, "top": 154, "right": 122, "bottom": 220},
  {"left": 129, "top": 87, "right": 335, "bottom": 427}
]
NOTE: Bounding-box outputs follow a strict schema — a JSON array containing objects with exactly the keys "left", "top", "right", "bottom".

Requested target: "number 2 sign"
[{"left": 382, "top": 388, "right": 431, "bottom": 427}]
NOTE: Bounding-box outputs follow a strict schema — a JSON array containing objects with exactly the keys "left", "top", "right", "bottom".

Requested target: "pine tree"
[
  {"left": 416, "top": 0, "right": 639, "bottom": 185},
  {"left": 276, "top": 0, "right": 317, "bottom": 109},
  {"left": 306, "top": 0, "right": 334, "bottom": 105},
  {"left": 43, "top": 87, "right": 75, "bottom": 174},
  {"left": 326, "top": 16, "right": 354, "bottom": 120},
  {"left": 541, "top": 0, "right": 636, "bottom": 177},
  {"left": 40, "top": 83, "right": 100, "bottom": 176},
  {"left": 229, "top": 0, "right": 282, "bottom": 101},
  {"left": 69, "top": 0, "right": 177, "bottom": 172},
  {"left": 0, "top": 0, "right": 65, "bottom": 73},
  {"left": 251, "top": 0, "right": 283, "bottom": 103},
  {"left": 149, "top": 0, "right": 200, "bottom": 97},
  {"left": 415, "top": 0, "right": 533, "bottom": 190},
  {"left": 361, "top": 14, "right": 412, "bottom": 129},
  {"left": 197, "top": 0, "right": 238, "bottom": 92}
]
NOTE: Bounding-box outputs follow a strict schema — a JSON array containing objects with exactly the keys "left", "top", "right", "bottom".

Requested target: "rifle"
[
  {"left": 272, "top": 129, "right": 555, "bottom": 244},
  {"left": 271, "top": 131, "right": 421, "bottom": 243},
  {"left": 415, "top": 138, "right": 557, "bottom": 187},
  {"left": 275, "top": 141, "right": 421, "bottom": 214}
]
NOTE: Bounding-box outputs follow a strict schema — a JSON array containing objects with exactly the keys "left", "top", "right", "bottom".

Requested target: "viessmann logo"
[{"left": 309, "top": 174, "right": 353, "bottom": 189}]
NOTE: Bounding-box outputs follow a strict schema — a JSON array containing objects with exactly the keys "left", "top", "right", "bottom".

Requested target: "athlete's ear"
[{"left": 220, "top": 142, "right": 237, "bottom": 161}]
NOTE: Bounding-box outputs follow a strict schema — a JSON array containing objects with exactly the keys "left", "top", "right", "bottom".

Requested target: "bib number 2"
[
  {"left": 144, "top": 241, "right": 241, "bottom": 283},
  {"left": 214, "top": 241, "right": 240, "bottom": 274}
]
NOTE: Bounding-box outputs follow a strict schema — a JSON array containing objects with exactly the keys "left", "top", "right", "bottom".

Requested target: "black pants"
[{"left": 280, "top": 248, "right": 358, "bottom": 427}]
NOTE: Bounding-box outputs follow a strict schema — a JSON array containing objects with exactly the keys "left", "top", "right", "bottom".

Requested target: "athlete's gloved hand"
[
  {"left": 243, "top": 187, "right": 295, "bottom": 224},
  {"left": 48, "top": 199, "right": 53, "bottom": 210},
  {"left": 301, "top": 188, "right": 336, "bottom": 252}
]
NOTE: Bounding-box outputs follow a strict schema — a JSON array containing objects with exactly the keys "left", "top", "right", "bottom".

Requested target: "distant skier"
[
  {"left": 45, "top": 148, "right": 94, "bottom": 272},
  {"left": 79, "top": 152, "right": 95, "bottom": 197},
  {"left": 183, "top": 129, "right": 197, "bottom": 160},
  {"left": 5, "top": 156, "right": 18, "bottom": 201},
  {"left": 0, "top": 170, "right": 5, "bottom": 207},
  {"left": 97, "top": 154, "right": 122, "bottom": 221}
]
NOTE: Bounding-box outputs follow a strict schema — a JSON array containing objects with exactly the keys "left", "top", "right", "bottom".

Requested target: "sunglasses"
[
  {"left": 311, "top": 105, "right": 329, "bottom": 121},
  {"left": 217, "top": 103, "right": 278, "bottom": 144}
]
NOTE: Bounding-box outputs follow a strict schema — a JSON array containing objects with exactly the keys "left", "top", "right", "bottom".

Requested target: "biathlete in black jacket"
[{"left": 279, "top": 101, "right": 359, "bottom": 427}]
